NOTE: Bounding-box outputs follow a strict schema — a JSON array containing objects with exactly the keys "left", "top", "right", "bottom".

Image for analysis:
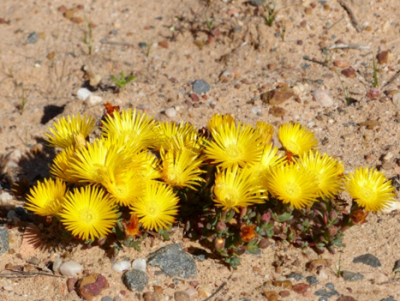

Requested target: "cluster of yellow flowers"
[{"left": 25, "top": 109, "right": 396, "bottom": 242}]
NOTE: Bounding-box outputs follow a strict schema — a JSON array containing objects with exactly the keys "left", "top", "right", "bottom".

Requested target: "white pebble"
[
  {"left": 165, "top": 107, "right": 177, "bottom": 118},
  {"left": 77, "top": 88, "right": 92, "bottom": 101},
  {"left": 112, "top": 261, "right": 131, "bottom": 272},
  {"left": 0, "top": 192, "right": 13, "bottom": 206},
  {"left": 60, "top": 260, "right": 83, "bottom": 276},
  {"left": 85, "top": 95, "right": 103, "bottom": 106},
  {"left": 52, "top": 258, "right": 63, "bottom": 274},
  {"left": 131, "top": 258, "right": 146, "bottom": 273},
  {"left": 251, "top": 106, "right": 261, "bottom": 116},
  {"left": 392, "top": 92, "right": 400, "bottom": 108},
  {"left": 313, "top": 89, "right": 335, "bottom": 107}
]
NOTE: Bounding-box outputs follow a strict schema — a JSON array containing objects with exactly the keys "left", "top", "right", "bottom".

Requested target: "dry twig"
[
  {"left": 204, "top": 273, "right": 233, "bottom": 301},
  {"left": 337, "top": 0, "right": 361, "bottom": 32}
]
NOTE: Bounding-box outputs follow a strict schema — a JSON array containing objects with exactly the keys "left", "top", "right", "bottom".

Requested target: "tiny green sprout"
[
  {"left": 372, "top": 57, "right": 379, "bottom": 88},
  {"left": 205, "top": 14, "right": 214, "bottom": 32},
  {"left": 83, "top": 22, "right": 93, "bottom": 55},
  {"left": 263, "top": 1, "right": 279, "bottom": 27},
  {"left": 111, "top": 71, "right": 136, "bottom": 91}
]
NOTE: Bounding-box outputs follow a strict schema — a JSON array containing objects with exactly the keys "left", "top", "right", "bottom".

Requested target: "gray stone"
[
  {"left": 325, "top": 283, "right": 335, "bottom": 291},
  {"left": 147, "top": 243, "right": 197, "bottom": 278},
  {"left": 341, "top": 271, "right": 364, "bottom": 281},
  {"left": 353, "top": 253, "right": 381, "bottom": 267},
  {"left": 192, "top": 79, "right": 210, "bottom": 94},
  {"left": 123, "top": 269, "right": 149, "bottom": 292},
  {"left": 306, "top": 276, "right": 319, "bottom": 286},
  {"left": 249, "top": 0, "right": 266, "bottom": 6},
  {"left": 287, "top": 272, "right": 303, "bottom": 281},
  {"left": 101, "top": 297, "right": 113, "bottom": 301},
  {"left": 27, "top": 32, "right": 39, "bottom": 44},
  {"left": 0, "top": 228, "right": 10, "bottom": 256},
  {"left": 139, "top": 42, "right": 148, "bottom": 49},
  {"left": 381, "top": 297, "right": 396, "bottom": 301}
]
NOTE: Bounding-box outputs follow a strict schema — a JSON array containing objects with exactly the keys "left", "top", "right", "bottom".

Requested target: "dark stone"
[
  {"left": 147, "top": 244, "right": 197, "bottom": 278},
  {"left": 190, "top": 248, "right": 208, "bottom": 262},
  {"left": 27, "top": 32, "right": 39, "bottom": 44},
  {"left": 381, "top": 297, "right": 396, "bottom": 301},
  {"left": 306, "top": 276, "right": 319, "bottom": 286},
  {"left": 0, "top": 228, "right": 10, "bottom": 256},
  {"left": 325, "top": 283, "right": 336, "bottom": 291},
  {"left": 287, "top": 273, "right": 303, "bottom": 281},
  {"left": 192, "top": 80, "right": 210, "bottom": 94},
  {"left": 393, "top": 260, "right": 400, "bottom": 273},
  {"left": 341, "top": 271, "right": 364, "bottom": 281},
  {"left": 139, "top": 42, "right": 148, "bottom": 49},
  {"left": 123, "top": 269, "right": 149, "bottom": 292},
  {"left": 353, "top": 253, "right": 381, "bottom": 267},
  {"left": 248, "top": 0, "right": 267, "bottom": 6}
]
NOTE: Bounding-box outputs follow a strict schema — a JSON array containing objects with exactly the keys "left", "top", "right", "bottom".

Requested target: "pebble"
[
  {"left": 77, "top": 273, "right": 108, "bottom": 300},
  {"left": 165, "top": 107, "right": 177, "bottom": 118},
  {"left": 377, "top": 50, "right": 392, "bottom": 64},
  {"left": 251, "top": 106, "right": 261, "bottom": 116},
  {"left": 342, "top": 133, "right": 356, "bottom": 141},
  {"left": 158, "top": 40, "right": 169, "bottom": 49},
  {"left": 132, "top": 258, "right": 146, "bottom": 273},
  {"left": 306, "top": 276, "right": 319, "bottom": 286},
  {"left": 185, "top": 287, "right": 198, "bottom": 298},
  {"left": 280, "top": 290, "right": 290, "bottom": 297},
  {"left": 89, "top": 74, "right": 102, "bottom": 87},
  {"left": 313, "top": 89, "right": 335, "bottom": 107},
  {"left": 192, "top": 79, "right": 210, "bottom": 94},
  {"left": 393, "top": 260, "right": 400, "bottom": 273},
  {"left": 52, "top": 258, "right": 63, "bottom": 273},
  {"left": 287, "top": 273, "right": 303, "bottom": 281},
  {"left": 86, "top": 95, "right": 103, "bottom": 106},
  {"left": 123, "top": 269, "right": 149, "bottom": 292},
  {"left": 174, "top": 291, "right": 190, "bottom": 301},
  {"left": 341, "top": 271, "right": 364, "bottom": 281},
  {"left": 197, "top": 284, "right": 212, "bottom": 298},
  {"left": 263, "top": 290, "right": 278, "bottom": 301},
  {"left": 249, "top": 0, "right": 266, "bottom": 6},
  {"left": 143, "top": 292, "right": 160, "bottom": 301},
  {"left": 352, "top": 253, "right": 381, "bottom": 267},
  {"left": 0, "top": 192, "right": 13, "bottom": 205},
  {"left": 0, "top": 228, "right": 10, "bottom": 256},
  {"left": 341, "top": 67, "right": 357, "bottom": 78},
  {"left": 67, "top": 277, "right": 78, "bottom": 292},
  {"left": 292, "top": 283, "right": 311, "bottom": 294},
  {"left": 333, "top": 61, "right": 350, "bottom": 68},
  {"left": 262, "top": 85, "right": 296, "bottom": 105},
  {"left": 112, "top": 261, "right": 131, "bottom": 272},
  {"left": 60, "top": 260, "right": 83, "bottom": 276},
  {"left": 392, "top": 92, "right": 400, "bottom": 108},
  {"left": 366, "top": 88, "right": 381, "bottom": 100},
  {"left": 101, "top": 297, "right": 113, "bottom": 301},
  {"left": 77, "top": 88, "right": 92, "bottom": 101},
  {"left": 381, "top": 297, "right": 396, "bottom": 301},
  {"left": 27, "top": 32, "right": 39, "bottom": 44},
  {"left": 147, "top": 243, "right": 197, "bottom": 279},
  {"left": 139, "top": 42, "right": 148, "bottom": 49}
]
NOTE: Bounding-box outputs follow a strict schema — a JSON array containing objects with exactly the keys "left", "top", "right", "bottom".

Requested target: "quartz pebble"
[
  {"left": 132, "top": 258, "right": 146, "bottom": 273},
  {"left": 0, "top": 192, "right": 13, "bottom": 206},
  {"left": 60, "top": 260, "right": 83, "bottom": 276},
  {"left": 52, "top": 258, "right": 63, "bottom": 273},
  {"left": 86, "top": 95, "right": 103, "bottom": 106},
  {"left": 251, "top": 106, "right": 261, "bottom": 115},
  {"left": 77, "top": 88, "right": 92, "bottom": 101},
  {"left": 313, "top": 89, "right": 334, "bottom": 107},
  {"left": 165, "top": 107, "right": 177, "bottom": 118},
  {"left": 112, "top": 261, "right": 131, "bottom": 272}
]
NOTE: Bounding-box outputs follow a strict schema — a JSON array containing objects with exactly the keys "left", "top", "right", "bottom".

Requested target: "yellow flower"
[
  {"left": 207, "top": 113, "right": 235, "bottom": 133},
  {"left": 267, "top": 163, "right": 318, "bottom": 209},
  {"left": 160, "top": 148, "right": 205, "bottom": 190},
  {"left": 344, "top": 167, "right": 396, "bottom": 212},
  {"left": 296, "top": 151, "right": 343, "bottom": 199},
  {"left": 152, "top": 121, "right": 204, "bottom": 153},
  {"left": 69, "top": 139, "right": 128, "bottom": 185},
  {"left": 250, "top": 143, "right": 286, "bottom": 188},
  {"left": 102, "top": 169, "right": 145, "bottom": 206},
  {"left": 204, "top": 122, "right": 263, "bottom": 168},
  {"left": 50, "top": 146, "right": 80, "bottom": 183},
  {"left": 213, "top": 165, "right": 266, "bottom": 212},
  {"left": 278, "top": 122, "right": 318, "bottom": 156},
  {"left": 60, "top": 185, "right": 118, "bottom": 241},
  {"left": 255, "top": 121, "right": 274, "bottom": 144},
  {"left": 128, "top": 151, "right": 161, "bottom": 183},
  {"left": 130, "top": 181, "right": 179, "bottom": 231},
  {"left": 101, "top": 109, "right": 155, "bottom": 150},
  {"left": 25, "top": 178, "right": 67, "bottom": 216},
  {"left": 45, "top": 114, "right": 95, "bottom": 149}
]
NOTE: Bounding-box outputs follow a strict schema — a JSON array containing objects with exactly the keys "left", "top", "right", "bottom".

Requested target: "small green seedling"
[
  {"left": 111, "top": 71, "right": 136, "bottom": 92},
  {"left": 83, "top": 22, "right": 94, "bottom": 55},
  {"left": 372, "top": 57, "right": 379, "bottom": 88},
  {"left": 263, "top": 1, "right": 279, "bottom": 27},
  {"left": 205, "top": 14, "right": 214, "bottom": 32}
]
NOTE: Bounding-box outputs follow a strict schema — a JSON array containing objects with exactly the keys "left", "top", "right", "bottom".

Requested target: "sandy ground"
[{"left": 1, "top": 0, "right": 400, "bottom": 300}]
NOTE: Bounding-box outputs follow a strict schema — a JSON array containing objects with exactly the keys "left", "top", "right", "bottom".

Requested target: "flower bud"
[
  {"left": 327, "top": 226, "right": 338, "bottom": 237},
  {"left": 261, "top": 212, "right": 271, "bottom": 223},
  {"left": 215, "top": 237, "right": 225, "bottom": 250},
  {"left": 329, "top": 210, "right": 338, "bottom": 221},
  {"left": 240, "top": 207, "right": 247, "bottom": 219},
  {"left": 216, "top": 221, "right": 227, "bottom": 233},
  {"left": 258, "top": 238, "right": 270, "bottom": 249}
]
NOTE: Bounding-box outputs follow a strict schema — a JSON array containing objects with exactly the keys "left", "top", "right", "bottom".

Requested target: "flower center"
[
  {"left": 225, "top": 145, "right": 242, "bottom": 160},
  {"left": 359, "top": 186, "right": 376, "bottom": 202},
  {"left": 93, "top": 164, "right": 108, "bottom": 183},
  {"left": 284, "top": 182, "right": 300, "bottom": 198},
  {"left": 146, "top": 202, "right": 160, "bottom": 217},
  {"left": 80, "top": 208, "right": 97, "bottom": 224}
]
